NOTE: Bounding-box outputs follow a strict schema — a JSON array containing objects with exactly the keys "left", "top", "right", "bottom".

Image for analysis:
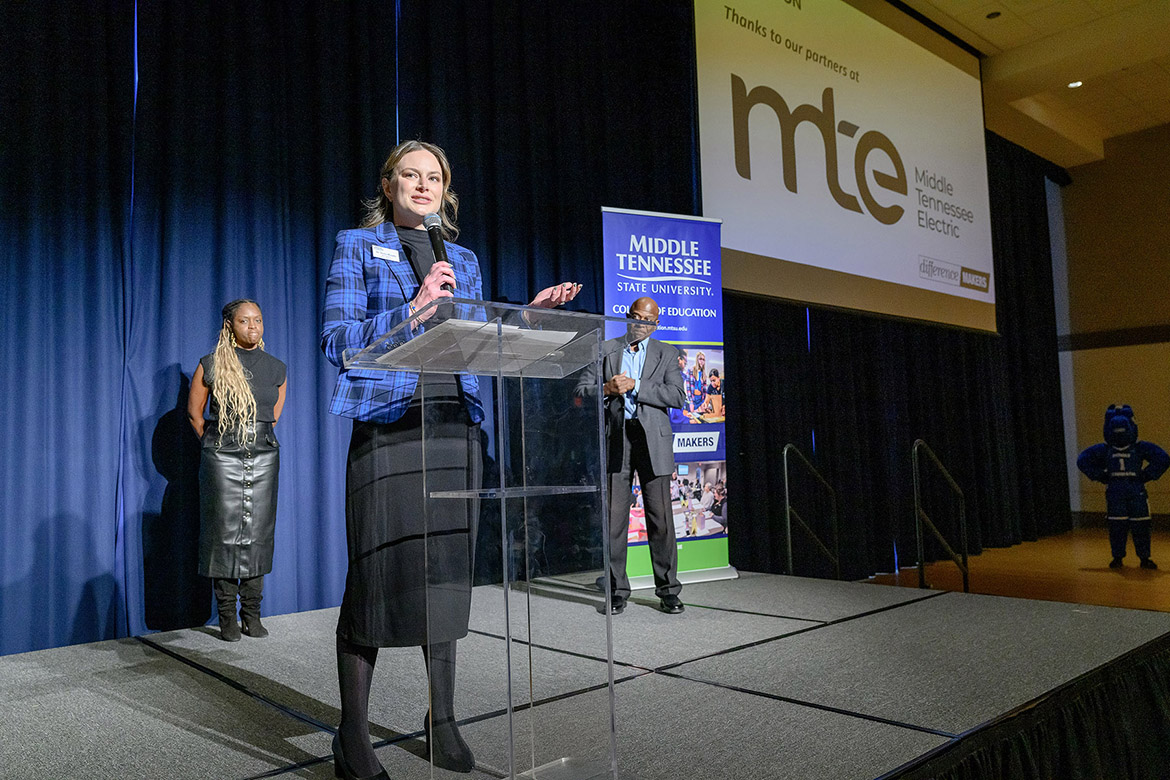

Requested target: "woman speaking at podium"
[{"left": 320, "top": 140, "right": 579, "bottom": 779}]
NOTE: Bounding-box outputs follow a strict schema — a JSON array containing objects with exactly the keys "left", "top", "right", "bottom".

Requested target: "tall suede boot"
[
  {"left": 239, "top": 575, "right": 268, "bottom": 638},
  {"left": 213, "top": 578, "right": 241, "bottom": 642}
]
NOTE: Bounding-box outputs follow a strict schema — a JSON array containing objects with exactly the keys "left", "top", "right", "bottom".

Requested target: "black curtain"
[
  {"left": 725, "top": 132, "right": 1071, "bottom": 580},
  {"left": 394, "top": 0, "right": 701, "bottom": 310}
]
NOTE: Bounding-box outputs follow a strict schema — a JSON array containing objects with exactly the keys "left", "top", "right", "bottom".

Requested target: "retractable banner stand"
[{"left": 601, "top": 207, "right": 737, "bottom": 587}]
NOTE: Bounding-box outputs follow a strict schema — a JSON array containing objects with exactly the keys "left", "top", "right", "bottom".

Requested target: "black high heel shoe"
[
  {"left": 332, "top": 734, "right": 389, "bottom": 780},
  {"left": 423, "top": 715, "right": 475, "bottom": 773}
]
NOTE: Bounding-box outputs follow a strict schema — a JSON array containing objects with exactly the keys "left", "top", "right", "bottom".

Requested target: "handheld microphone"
[{"left": 422, "top": 213, "right": 453, "bottom": 292}]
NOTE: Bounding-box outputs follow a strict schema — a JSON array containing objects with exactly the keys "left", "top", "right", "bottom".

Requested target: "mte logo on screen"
[{"left": 730, "top": 74, "right": 906, "bottom": 226}]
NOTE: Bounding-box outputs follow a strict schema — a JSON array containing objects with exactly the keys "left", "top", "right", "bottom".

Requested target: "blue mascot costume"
[{"left": 1077, "top": 405, "right": 1170, "bottom": 569}]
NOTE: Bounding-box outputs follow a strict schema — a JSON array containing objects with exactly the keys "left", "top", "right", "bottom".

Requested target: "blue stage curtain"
[
  {"left": 121, "top": 1, "right": 401, "bottom": 637},
  {"left": 0, "top": 1, "right": 135, "bottom": 653},
  {"left": 1, "top": 1, "right": 400, "bottom": 655}
]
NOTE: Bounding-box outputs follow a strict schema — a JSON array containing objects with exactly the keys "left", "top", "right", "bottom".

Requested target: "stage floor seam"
[
  {"left": 653, "top": 667, "right": 959, "bottom": 738},
  {"left": 651, "top": 588, "right": 950, "bottom": 673},
  {"left": 466, "top": 627, "right": 659, "bottom": 672},
  {"left": 135, "top": 634, "right": 338, "bottom": 735}
]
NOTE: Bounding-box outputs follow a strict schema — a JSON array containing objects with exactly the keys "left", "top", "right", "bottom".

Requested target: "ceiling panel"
[
  {"left": 953, "top": 7, "right": 1040, "bottom": 50},
  {"left": 1082, "top": 0, "right": 1146, "bottom": 13},
  {"left": 1017, "top": 1, "right": 1099, "bottom": 34},
  {"left": 1001, "top": 0, "right": 1063, "bottom": 13},
  {"left": 896, "top": 0, "right": 1170, "bottom": 166}
]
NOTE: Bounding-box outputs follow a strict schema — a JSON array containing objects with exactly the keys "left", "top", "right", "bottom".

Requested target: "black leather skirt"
[
  {"left": 198, "top": 420, "right": 279, "bottom": 579},
  {"left": 339, "top": 400, "right": 481, "bottom": 648}
]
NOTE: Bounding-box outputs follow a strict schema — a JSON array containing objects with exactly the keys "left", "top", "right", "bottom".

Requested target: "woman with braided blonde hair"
[{"left": 188, "top": 299, "right": 287, "bottom": 642}]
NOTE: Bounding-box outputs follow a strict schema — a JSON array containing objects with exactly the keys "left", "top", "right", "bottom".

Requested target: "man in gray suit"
[{"left": 579, "top": 296, "right": 687, "bottom": 615}]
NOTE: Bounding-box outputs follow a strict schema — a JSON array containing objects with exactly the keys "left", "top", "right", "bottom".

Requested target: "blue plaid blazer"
[{"left": 320, "top": 222, "right": 485, "bottom": 424}]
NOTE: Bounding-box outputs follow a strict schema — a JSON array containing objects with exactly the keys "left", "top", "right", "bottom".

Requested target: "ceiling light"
[{"left": 1068, "top": 81, "right": 1083, "bottom": 88}]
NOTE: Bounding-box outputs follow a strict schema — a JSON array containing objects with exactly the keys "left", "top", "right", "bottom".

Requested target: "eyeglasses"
[{"left": 626, "top": 313, "right": 658, "bottom": 324}]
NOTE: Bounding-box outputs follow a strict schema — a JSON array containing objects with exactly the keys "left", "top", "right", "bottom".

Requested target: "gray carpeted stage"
[{"left": 3, "top": 572, "right": 1169, "bottom": 779}]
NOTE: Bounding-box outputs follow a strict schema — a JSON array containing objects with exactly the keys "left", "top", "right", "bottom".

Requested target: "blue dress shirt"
[{"left": 621, "top": 340, "right": 648, "bottom": 420}]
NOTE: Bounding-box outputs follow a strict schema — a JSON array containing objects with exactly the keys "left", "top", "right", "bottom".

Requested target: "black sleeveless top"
[{"left": 200, "top": 347, "right": 287, "bottom": 422}]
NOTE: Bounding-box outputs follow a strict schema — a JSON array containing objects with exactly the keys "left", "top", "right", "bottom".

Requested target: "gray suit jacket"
[{"left": 577, "top": 336, "right": 686, "bottom": 476}]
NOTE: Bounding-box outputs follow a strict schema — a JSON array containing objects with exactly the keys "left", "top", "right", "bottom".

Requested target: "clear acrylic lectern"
[{"left": 341, "top": 299, "right": 625, "bottom": 780}]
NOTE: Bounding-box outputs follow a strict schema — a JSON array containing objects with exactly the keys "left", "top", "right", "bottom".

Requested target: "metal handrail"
[
  {"left": 782, "top": 443, "right": 840, "bottom": 579},
  {"left": 911, "top": 439, "right": 969, "bottom": 592}
]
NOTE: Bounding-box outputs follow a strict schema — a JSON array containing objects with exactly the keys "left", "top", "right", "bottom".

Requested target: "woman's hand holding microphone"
[{"left": 409, "top": 261, "right": 456, "bottom": 322}]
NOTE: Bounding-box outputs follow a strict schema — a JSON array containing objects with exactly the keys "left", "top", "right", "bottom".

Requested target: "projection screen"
[{"left": 695, "top": 0, "right": 996, "bottom": 331}]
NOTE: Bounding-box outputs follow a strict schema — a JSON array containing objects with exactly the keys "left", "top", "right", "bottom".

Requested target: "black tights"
[
  {"left": 336, "top": 637, "right": 380, "bottom": 776},
  {"left": 422, "top": 640, "right": 474, "bottom": 770},
  {"left": 336, "top": 637, "right": 473, "bottom": 776}
]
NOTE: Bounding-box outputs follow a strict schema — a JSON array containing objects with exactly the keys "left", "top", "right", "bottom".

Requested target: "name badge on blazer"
[{"left": 371, "top": 245, "right": 400, "bottom": 262}]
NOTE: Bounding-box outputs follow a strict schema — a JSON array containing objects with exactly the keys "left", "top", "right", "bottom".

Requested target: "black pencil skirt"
[
  {"left": 198, "top": 421, "right": 279, "bottom": 579},
  {"left": 338, "top": 400, "right": 482, "bottom": 647}
]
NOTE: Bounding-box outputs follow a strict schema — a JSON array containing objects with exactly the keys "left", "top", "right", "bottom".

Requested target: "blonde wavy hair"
[
  {"left": 691, "top": 351, "right": 707, "bottom": 381},
  {"left": 211, "top": 298, "right": 263, "bottom": 448},
  {"left": 360, "top": 139, "right": 460, "bottom": 239}
]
